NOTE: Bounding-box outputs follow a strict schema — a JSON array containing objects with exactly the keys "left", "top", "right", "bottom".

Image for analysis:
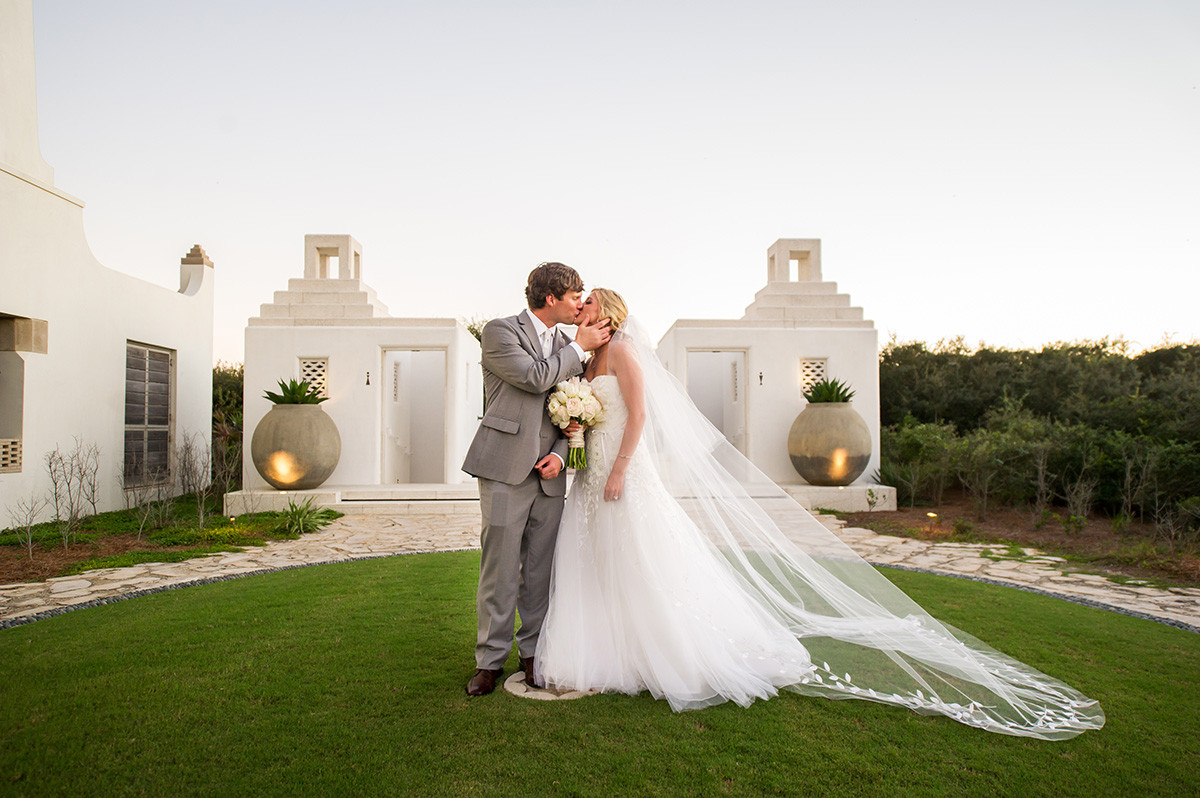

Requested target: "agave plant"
[
  {"left": 803, "top": 377, "right": 856, "bottom": 403},
  {"left": 273, "top": 497, "right": 341, "bottom": 538},
  {"left": 263, "top": 379, "right": 326, "bottom": 405}
]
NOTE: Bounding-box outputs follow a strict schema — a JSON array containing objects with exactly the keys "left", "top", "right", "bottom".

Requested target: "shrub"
[
  {"left": 953, "top": 428, "right": 1021, "bottom": 521},
  {"left": 879, "top": 338, "right": 1200, "bottom": 524},
  {"left": 273, "top": 498, "right": 341, "bottom": 538},
  {"left": 879, "top": 418, "right": 958, "bottom": 507}
]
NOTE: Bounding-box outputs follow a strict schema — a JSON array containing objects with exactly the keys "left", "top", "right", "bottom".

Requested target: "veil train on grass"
[{"left": 592, "top": 316, "right": 1104, "bottom": 738}]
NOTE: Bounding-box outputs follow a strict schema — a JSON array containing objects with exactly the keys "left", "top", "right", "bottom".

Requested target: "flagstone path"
[{"left": 2, "top": 512, "right": 1198, "bottom": 632}]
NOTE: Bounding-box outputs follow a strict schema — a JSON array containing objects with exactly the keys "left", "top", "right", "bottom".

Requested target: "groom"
[{"left": 461, "top": 262, "right": 610, "bottom": 696}]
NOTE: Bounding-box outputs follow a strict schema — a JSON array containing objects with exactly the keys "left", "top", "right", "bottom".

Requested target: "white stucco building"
[
  {"left": 226, "top": 234, "right": 482, "bottom": 513},
  {"left": 0, "top": 0, "right": 215, "bottom": 526},
  {"left": 230, "top": 236, "right": 893, "bottom": 514},
  {"left": 658, "top": 239, "right": 895, "bottom": 511}
]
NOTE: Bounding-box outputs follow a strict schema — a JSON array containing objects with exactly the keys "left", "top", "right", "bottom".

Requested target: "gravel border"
[
  {"left": 2, "top": 550, "right": 1196, "bottom": 635},
  {"left": 877, "top": 562, "right": 1200, "bottom": 634}
]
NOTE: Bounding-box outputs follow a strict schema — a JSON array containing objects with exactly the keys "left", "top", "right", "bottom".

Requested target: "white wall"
[
  {"left": 0, "top": 0, "right": 214, "bottom": 527},
  {"left": 658, "top": 325, "right": 881, "bottom": 486},
  {"left": 0, "top": 169, "right": 214, "bottom": 527},
  {"left": 243, "top": 321, "right": 480, "bottom": 488}
]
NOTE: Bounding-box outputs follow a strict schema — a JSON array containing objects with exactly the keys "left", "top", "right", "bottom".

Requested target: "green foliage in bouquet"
[
  {"left": 567, "top": 447, "right": 587, "bottom": 470},
  {"left": 263, "top": 379, "right": 327, "bottom": 405},
  {"left": 803, "top": 378, "right": 856, "bottom": 403}
]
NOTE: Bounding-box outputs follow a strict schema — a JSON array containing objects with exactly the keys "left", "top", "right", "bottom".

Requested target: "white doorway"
[
  {"left": 382, "top": 350, "right": 446, "bottom": 483},
  {"left": 686, "top": 350, "right": 747, "bottom": 454}
]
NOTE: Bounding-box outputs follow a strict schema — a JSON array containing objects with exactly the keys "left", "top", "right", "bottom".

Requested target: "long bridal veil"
[{"left": 616, "top": 316, "right": 1104, "bottom": 739}]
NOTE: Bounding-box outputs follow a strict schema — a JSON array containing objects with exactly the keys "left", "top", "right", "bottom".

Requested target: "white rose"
[{"left": 566, "top": 397, "right": 584, "bottom": 417}]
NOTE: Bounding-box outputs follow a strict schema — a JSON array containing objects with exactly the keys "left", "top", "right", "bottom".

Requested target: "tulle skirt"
[{"left": 538, "top": 432, "right": 818, "bottom": 711}]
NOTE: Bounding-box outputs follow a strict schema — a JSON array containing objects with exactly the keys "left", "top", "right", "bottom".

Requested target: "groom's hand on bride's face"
[{"left": 575, "top": 319, "right": 611, "bottom": 352}]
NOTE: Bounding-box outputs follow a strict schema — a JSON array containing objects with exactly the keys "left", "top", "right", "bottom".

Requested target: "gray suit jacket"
[{"left": 462, "top": 312, "right": 584, "bottom": 493}]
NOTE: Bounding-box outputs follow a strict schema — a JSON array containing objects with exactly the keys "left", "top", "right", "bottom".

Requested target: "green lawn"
[{"left": 1, "top": 552, "right": 1197, "bottom": 797}]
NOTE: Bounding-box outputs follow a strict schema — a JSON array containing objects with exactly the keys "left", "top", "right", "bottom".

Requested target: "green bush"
[
  {"left": 273, "top": 499, "right": 341, "bottom": 538},
  {"left": 878, "top": 339, "right": 1200, "bottom": 534},
  {"left": 879, "top": 417, "right": 957, "bottom": 507}
]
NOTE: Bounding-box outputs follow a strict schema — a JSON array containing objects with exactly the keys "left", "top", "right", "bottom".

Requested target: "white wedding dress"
[{"left": 536, "top": 319, "right": 1105, "bottom": 738}]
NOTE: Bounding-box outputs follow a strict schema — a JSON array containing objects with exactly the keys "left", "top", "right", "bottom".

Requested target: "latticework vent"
[
  {"left": 0, "top": 439, "right": 21, "bottom": 473},
  {"left": 299, "top": 358, "right": 329, "bottom": 398},
  {"left": 799, "top": 359, "right": 827, "bottom": 392}
]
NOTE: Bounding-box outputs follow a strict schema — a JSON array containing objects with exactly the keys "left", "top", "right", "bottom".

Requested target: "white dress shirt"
[
  {"left": 524, "top": 309, "right": 586, "bottom": 361},
  {"left": 523, "top": 309, "right": 584, "bottom": 471}
]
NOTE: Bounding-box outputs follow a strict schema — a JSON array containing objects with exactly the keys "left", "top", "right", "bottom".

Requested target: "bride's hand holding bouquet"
[{"left": 548, "top": 376, "right": 603, "bottom": 469}]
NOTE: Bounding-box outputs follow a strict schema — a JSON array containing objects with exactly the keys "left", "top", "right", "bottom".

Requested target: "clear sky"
[{"left": 29, "top": 0, "right": 1200, "bottom": 363}]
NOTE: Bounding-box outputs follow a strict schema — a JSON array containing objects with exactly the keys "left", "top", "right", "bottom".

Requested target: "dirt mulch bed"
[
  {"left": 0, "top": 535, "right": 225, "bottom": 585},
  {"left": 845, "top": 493, "right": 1200, "bottom": 587}
]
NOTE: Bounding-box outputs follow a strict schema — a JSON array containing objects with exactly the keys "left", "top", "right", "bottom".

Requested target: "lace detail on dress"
[{"left": 576, "top": 376, "right": 649, "bottom": 557}]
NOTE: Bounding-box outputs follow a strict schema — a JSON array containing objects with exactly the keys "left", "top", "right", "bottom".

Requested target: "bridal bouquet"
[{"left": 547, "top": 377, "right": 604, "bottom": 469}]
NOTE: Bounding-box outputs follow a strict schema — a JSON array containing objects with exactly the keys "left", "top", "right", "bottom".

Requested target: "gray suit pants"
[{"left": 475, "top": 473, "right": 565, "bottom": 670}]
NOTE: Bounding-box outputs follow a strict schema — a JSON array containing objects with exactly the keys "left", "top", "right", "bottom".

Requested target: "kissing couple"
[{"left": 461, "top": 262, "right": 1104, "bottom": 739}]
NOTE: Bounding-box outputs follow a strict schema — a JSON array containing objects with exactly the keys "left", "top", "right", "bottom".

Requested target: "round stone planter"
[
  {"left": 251, "top": 404, "right": 342, "bottom": 490},
  {"left": 787, "top": 402, "right": 871, "bottom": 486}
]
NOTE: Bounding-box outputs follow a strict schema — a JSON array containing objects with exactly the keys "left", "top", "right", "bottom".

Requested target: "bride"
[{"left": 534, "top": 288, "right": 1105, "bottom": 739}]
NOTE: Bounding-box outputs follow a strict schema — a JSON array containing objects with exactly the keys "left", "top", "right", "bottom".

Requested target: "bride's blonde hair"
[{"left": 590, "top": 288, "right": 628, "bottom": 330}]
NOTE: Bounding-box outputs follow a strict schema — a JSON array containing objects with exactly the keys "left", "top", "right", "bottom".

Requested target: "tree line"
[{"left": 877, "top": 338, "right": 1200, "bottom": 547}]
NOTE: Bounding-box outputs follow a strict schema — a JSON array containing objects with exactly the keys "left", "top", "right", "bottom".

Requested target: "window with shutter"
[{"left": 124, "top": 343, "right": 174, "bottom": 486}]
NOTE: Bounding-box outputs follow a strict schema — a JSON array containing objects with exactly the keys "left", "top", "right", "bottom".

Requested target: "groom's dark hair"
[{"left": 526, "top": 262, "right": 584, "bottom": 309}]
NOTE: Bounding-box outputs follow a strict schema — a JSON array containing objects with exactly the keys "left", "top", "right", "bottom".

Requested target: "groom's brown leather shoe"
[
  {"left": 466, "top": 668, "right": 503, "bottom": 696},
  {"left": 519, "top": 656, "right": 543, "bottom": 689}
]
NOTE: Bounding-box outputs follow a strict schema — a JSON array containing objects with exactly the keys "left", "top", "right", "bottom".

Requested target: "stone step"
[
  {"left": 259, "top": 303, "right": 382, "bottom": 319},
  {"left": 273, "top": 290, "right": 377, "bottom": 306},
  {"left": 744, "top": 293, "right": 853, "bottom": 311},
  {"left": 744, "top": 305, "right": 865, "bottom": 321},
  {"left": 286, "top": 278, "right": 374, "bottom": 292},
  {"left": 334, "top": 500, "right": 480, "bottom": 515},
  {"left": 676, "top": 318, "right": 876, "bottom": 330},
  {"left": 223, "top": 485, "right": 481, "bottom": 515},
  {"left": 752, "top": 282, "right": 840, "bottom": 299},
  {"left": 340, "top": 485, "right": 479, "bottom": 501},
  {"left": 247, "top": 316, "right": 462, "bottom": 328},
  {"left": 277, "top": 303, "right": 386, "bottom": 319}
]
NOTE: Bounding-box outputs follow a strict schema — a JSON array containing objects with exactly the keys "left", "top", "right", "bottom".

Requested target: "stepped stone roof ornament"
[
  {"left": 251, "top": 234, "right": 391, "bottom": 325},
  {"left": 180, "top": 244, "right": 213, "bottom": 267},
  {"left": 741, "top": 238, "right": 873, "bottom": 329}
]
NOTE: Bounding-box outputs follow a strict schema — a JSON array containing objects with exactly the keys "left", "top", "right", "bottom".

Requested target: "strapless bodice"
[{"left": 587, "top": 375, "right": 626, "bottom": 433}]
